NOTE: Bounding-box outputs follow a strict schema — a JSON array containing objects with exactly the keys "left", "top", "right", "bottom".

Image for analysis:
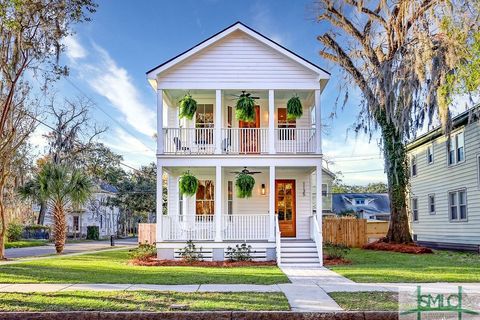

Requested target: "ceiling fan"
[
  {"left": 230, "top": 167, "right": 262, "bottom": 175},
  {"left": 229, "top": 90, "right": 260, "bottom": 100}
]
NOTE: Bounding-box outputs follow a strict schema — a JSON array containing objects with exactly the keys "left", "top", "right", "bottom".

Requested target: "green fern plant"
[
  {"left": 179, "top": 171, "right": 199, "bottom": 196},
  {"left": 235, "top": 172, "right": 255, "bottom": 198},
  {"left": 287, "top": 95, "right": 303, "bottom": 120},
  {"left": 179, "top": 94, "right": 197, "bottom": 120},
  {"left": 235, "top": 92, "right": 255, "bottom": 122}
]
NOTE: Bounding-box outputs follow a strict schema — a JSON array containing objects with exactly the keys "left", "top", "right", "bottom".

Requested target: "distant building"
[{"left": 332, "top": 193, "right": 390, "bottom": 221}]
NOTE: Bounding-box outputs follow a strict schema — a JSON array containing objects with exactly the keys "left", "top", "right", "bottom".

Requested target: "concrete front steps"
[{"left": 279, "top": 238, "right": 321, "bottom": 267}]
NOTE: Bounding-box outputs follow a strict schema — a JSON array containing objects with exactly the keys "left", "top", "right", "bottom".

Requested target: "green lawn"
[
  {"left": 0, "top": 249, "right": 289, "bottom": 284},
  {"left": 329, "top": 292, "right": 398, "bottom": 311},
  {"left": 329, "top": 248, "right": 480, "bottom": 282},
  {"left": 5, "top": 240, "right": 48, "bottom": 249},
  {"left": 0, "top": 291, "right": 289, "bottom": 311}
]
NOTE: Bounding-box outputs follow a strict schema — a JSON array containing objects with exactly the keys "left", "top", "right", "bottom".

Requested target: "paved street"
[{"left": 4, "top": 238, "right": 137, "bottom": 259}]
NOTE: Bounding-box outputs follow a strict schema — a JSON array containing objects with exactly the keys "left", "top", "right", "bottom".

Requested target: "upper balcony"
[{"left": 157, "top": 89, "right": 322, "bottom": 156}]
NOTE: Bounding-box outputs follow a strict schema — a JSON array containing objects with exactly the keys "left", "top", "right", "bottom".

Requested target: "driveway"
[{"left": 5, "top": 238, "right": 137, "bottom": 259}]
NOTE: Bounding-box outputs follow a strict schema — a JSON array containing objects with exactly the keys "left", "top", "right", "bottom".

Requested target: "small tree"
[{"left": 20, "top": 163, "right": 92, "bottom": 253}]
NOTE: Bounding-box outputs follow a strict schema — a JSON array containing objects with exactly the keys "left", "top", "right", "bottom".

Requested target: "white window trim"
[
  {"left": 427, "top": 193, "right": 435, "bottom": 215},
  {"left": 448, "top": 188, "right": 468, "bottom": 222},
  {"left": 410, "top": 155, "right": 418, "bottom": 177},
  {"left": 322, "top": 183, "right": 328, "bottom": 197},
  {"left": 426, "top": 144, "right": 434, "bottom": 165},
  {"left": 447, "top": 130, "right": 466, "bottom": 167},
  {"left": 411, "top": 197, "right": 419, "bottom": 222}
]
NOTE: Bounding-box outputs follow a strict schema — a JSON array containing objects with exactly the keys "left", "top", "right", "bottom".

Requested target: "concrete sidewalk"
[{"left": 4, "top": 238, "right": 137, "bottom": 259}]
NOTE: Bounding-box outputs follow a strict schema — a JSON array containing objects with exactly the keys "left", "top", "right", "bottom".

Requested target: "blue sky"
[{"left": 30, "top": 0, "right": 388, "bottom": 185}]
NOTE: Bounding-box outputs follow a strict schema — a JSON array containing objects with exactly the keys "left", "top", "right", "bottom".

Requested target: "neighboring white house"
[
  {"left": 147, "top": 22, "right": 331, "bottom": 265},
  {"left": 407, "top": 107, "right": 480, "bottom": 251},
  {"left": 43, "top": 182, "right": 121, "bottom": 239}
]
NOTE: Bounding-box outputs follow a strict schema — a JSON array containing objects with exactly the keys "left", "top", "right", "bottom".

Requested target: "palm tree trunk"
[{"left": 53, "top": 201, "right": 67, "bottom": 254}]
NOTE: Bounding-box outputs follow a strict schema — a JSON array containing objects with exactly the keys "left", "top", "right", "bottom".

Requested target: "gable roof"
[{"left": 146, "top": 21, "right": 330, "bottom": 86}]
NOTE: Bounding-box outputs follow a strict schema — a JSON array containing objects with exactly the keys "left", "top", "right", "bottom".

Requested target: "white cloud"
[
  {"left": 104, "top": 128, "right": 155, "bottom": 169},
  {"left": 323, "top": 135, "right": 387, "bottom": 185},
  {"left": 63, "top": 35, "right": 87, "bottom": 61},
  {"left": 76, "top": 44, "right": 156, "bottom": 138}
]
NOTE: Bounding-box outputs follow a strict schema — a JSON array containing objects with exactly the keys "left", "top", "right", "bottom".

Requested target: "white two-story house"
[
  {"left": 147, "top": 22, "right": 332, "bottom": 265},
  {"left": 407, "top": 107, "right": 480, "bottom": 251}
]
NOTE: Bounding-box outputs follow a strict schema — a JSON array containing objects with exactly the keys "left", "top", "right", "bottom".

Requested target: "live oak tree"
[
  {"left": 0, "top": 0, "right": 96, "bottom": 259},
  {"left": 316, "top": 0, "right": 480, "bottom": 242}
]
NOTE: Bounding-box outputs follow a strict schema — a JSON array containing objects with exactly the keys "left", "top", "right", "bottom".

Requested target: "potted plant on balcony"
[
  {"left": 179, "top": 93, "right": 198, "bottom": 120},
  {"left": 179, "top": 171, "right": 199, "bottom": 196},
  {"left": 235, "top": 91, "right": 255, "bottom": 122},
  {"left": 235, "top": 172, "right": 255, "bottom": 198},
  {"left": 287, "top": 95, "right": 303, "bottom": 120}
]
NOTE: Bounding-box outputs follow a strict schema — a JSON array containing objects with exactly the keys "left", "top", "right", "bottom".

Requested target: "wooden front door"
[
  {"left": 275, "top": 179, "right": 296, "bottom": 237},
  {"left": 239, "top": 105, "right": 260, "bottom": 153}
]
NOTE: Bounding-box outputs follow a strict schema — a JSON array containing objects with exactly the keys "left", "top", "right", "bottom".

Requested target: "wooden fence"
[
  {"left": 139, "top": 218, "right": 389, "bottom": 248},
  {"left": 138, "top": 223, "right": 156, "bottom": 244},
  {"left": 322, "top": 217, "right": 388, "bottom": 247}
]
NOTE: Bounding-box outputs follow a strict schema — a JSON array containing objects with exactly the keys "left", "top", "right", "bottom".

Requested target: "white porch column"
[
  {"left": 268, "top": 90, "right": 276, "bottom": 154},
  {"left": 269, "top": 166, "right": 276, "bottom": 241},
  {"left": 215, "top": 165, "right": 223, "bottom": 242},
  {"left": 315, "top": 163, "right": 323, "bottom": 258},
  {"left": 156, "top": 162, "right": 163, "bottom": 242},
  {"left": 157, "top": 88, "right": 164, "bottom": 154},
  {"left": 215, "top": 89, "right": 222, "bottom": 154},
  {"left": 314, "top": 89, "right": 322, "bottom": 154}
]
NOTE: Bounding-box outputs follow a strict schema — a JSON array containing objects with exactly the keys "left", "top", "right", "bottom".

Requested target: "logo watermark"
[{"left": 400, "top": 286, "right": 480, "bottom": 320}]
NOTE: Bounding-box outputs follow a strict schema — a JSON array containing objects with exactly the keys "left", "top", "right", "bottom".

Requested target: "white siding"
[
  {"left": 167, "top": 167, "right": 332, "bottom": 239},
  {"left": 157, "top": 30, "right": 320, "bottom": 89},
  {"left": 408, "top": 121, "right": 480, "bottom": 245}
]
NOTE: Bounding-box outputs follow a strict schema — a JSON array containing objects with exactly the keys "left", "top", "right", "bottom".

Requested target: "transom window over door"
[
  {"left": 196, "top": 180, "right": 215, "bottom": 215},
  {"left": 278, "top": 108, "right": 296, "bottom": 140}
]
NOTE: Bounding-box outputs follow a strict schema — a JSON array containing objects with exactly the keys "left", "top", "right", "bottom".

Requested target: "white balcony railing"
[
  {"left": 221, "top": 128, "right": 268, "bottom": 154},
  {"left": 162, "top": 214, "right": 270, "bottom": 241},
  {"left": 163, "top": 128, "right": 317, "bottom": 154},
  {"left": 222, "top": 214, "right": 270, "bottom": 240},
  {"left": 163, "top": 128, "right": 215, "bottom": 154},
  {"left": 274, "top": 128, "right": 316, "bottom": 153}
]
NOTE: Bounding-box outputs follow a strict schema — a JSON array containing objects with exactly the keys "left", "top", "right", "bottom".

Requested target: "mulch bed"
[
  {"left": 131, "top": 257, "right": 278, "bottom": 267},
  {"left": 363, "top": 239, "right": 433, "bottom": 254},
  {"left": 323, "top": 255, "right": 352, "bottom": 266}
]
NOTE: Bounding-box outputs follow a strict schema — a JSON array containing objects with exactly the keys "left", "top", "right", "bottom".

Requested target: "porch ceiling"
[{"left": 164, "top": 166, "right": 315, "bottom": 176}]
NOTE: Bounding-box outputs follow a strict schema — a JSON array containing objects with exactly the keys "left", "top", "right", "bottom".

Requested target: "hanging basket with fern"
[
  {"left": 235, "top": 172, "right": 255, "bottom": 198},
  {"left": 179, "top": 171, "right": 199, "bottom": 196},
  {"left": 235, "top": 92, "right": 255, "bottom": 122},
  {"left": 179, "top": 94, "right": 198, "bottom": 120},
  {"left": 287, "top": 95, "right": 303, "bottom": 120}
]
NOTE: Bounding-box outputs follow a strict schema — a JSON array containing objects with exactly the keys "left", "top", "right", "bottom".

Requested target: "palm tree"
[{"left": 20, "top": 163, "right": 92, "bottom": 254}]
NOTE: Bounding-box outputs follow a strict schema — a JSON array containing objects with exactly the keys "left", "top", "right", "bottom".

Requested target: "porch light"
[{"left": 261, "top": 184, "right": 266, "bottom": 196}]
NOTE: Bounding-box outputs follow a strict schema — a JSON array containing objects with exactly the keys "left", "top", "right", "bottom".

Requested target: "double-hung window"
[
  {"left": 195, "top": 104, "right": 214, "bottom": 144},
  {"left": 411, "top": 198, "right": 418, "bottom": 221},
  {"left": 449, "top": 189, "right": 467, "bottom": 221},
  {"left": 448, "top": 131, "right": 465, "bottom": 165},
  {"left": 427, "top": 145, "right": 434, "bottom": 164},
  {"left": 410, "top": 155, "right": 417, "bottom": 177},
  {"left": 428, "top": 194, "right": 435, "bottom": 214},
  {"left": 322, "top": 183, "right": 328, "bottom": 197}
]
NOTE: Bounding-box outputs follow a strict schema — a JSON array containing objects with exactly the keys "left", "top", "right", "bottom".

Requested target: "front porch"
[{"left": 156, "top": 165, "right": 327, "bottom": 263}]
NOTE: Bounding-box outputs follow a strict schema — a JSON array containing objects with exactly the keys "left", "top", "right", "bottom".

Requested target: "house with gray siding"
[{"left": 407, "top": 107, "right": 480, "bottom": 251}]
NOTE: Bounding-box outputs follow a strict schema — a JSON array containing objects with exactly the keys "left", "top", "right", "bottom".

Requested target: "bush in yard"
[
  {"left": 226, "top": 243, "right": 254, "bottom": 262},
  {"left": 323, "top": 241, "right": 350, "bottom": 260},
  {"left": 6, "top": 223, "right": 23, "bottom": 242},
  {"left": 129, "top": 243, "right": 157, "bottom": 261},
  {"left": 86, "top": 226, "right": 99, "bottom": 240},
  {"left": 179, "top": 240, "right": 204, "bottom": 263}
]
